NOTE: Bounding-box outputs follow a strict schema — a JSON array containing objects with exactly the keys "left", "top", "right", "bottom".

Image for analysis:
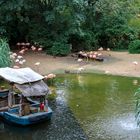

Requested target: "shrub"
[
  {"left": 128, "top": 40, "right": 140, "bottom": 53},
  {"left": 49, "top": 42, "right": 71, "bottom": 56},
  {"left": 0, "top": 38, "right": 11, "bottom": 67}
]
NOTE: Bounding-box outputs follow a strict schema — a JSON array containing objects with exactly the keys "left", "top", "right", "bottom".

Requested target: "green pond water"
[
  {"left": 55, "top": 73, "right": 140, "bottom": 140},
  {"left": 0, "top": 73, "right": 140, "bottom": 140}
]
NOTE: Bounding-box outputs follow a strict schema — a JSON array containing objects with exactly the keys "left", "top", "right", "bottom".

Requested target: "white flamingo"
[
  {"left": 22, "top": 59, "right": 26, "bottom": 63},
  {"left": 17, "top": 55, "right": 23, "bottom": 59},
  {"left": 15, "top": 59, "right": 20, "bottom": 63},
  {"left": 98, "top": 47, "right": 103, "bottom": 51},
  {"left": 38, "top": 47, "right": 43, "bottom": 51},
  {"left": 107, "top": 48, "right": 110, "bottom": 51},
  {"left": 77, "top": 58, "right": 83, "bottom": 62},
  {"left": 12, "top": 53, "right": 17, "bottom": 57},
  {"left": 34, "top": 62, "right": 40, "bottom": 72},
  {"left": 19, "top": 50, "right": 25, "bottom": 55},
  {"left": 133, "top": 61, "right": 138, "bottom": 70}
]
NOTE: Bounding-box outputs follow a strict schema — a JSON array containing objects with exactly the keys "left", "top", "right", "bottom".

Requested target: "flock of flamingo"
[
  {"left": 9, "top": 42, "right": 56, "bottom": 79},
  {"left": 77, "top": 47, "right": 110, "bottom": 62},
  {"left": 9, "top": 43, "right": 138, "bottom": 77}
]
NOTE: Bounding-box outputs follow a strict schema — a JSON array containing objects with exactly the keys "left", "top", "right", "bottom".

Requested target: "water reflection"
[{"left": 55, "top": 74, "right": 140, "bottom": 140}]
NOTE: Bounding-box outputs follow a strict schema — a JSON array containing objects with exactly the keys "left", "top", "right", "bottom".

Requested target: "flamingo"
[
  {"left": 38, "top": 47, "right": 43, "bottom": 51},
  {"left": 97, "top": 53, "right": 102, "bottom": 56},
  {"left": 31, "top": 46, "right": 36, "bottom": 51},
  {"left": 34, "top": 62, "right": 40, "bottom": 66},
  {"left": 19, "top": 50, "right": 25, "bottom": 55},
  {"left": 133, "top": 61, "right": 138, "bottom": 70},
  {"left": 22, "top": 59, "right": 26, "bottom": 63},
  {"left": 19, "top": 61, "right": 24, "bottom": 65},
  {"left": 21, "top": 42, "right": 25, "bottom": 46},
  {"left": 77, "top": 58, "right": 83, "bottom": 62},
  {"left": 98, "top": 47, "right": 103, "bottom": 51},
  {"left": 17, "top": 55, "right": 23, "bottom": 59},
  {"left": 34, "top": 62, "right": 40, "bottom": 72},
  {"left": 12, "top": 53, "right": 17, "bottom": 57},
  {"left": 25, "top": 43, "right": 30, "bottom": 46},
  {"left": 105, "top": 70, "right": 110, "bottom": 74},
  {"left": 46, "top": 73, "right": 56, "bottom": 79},
  {"left": 16, "top": 42, "right": 20, "bottom": 46},
  {"left": 15, "top": 59, "right": 20, "bottom": 63},
  {"left": 107, "top": 48, "right": 110, "bottom": 51}
]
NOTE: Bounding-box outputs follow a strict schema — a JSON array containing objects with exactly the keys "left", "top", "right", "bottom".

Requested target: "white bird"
[
  {"left": 16, "top": 42, "right": 20, "bottom": 46},
  {"left": 15, "top": 59, "right": 19, "bottom": 63},
  {"left": 22, "top": 59, "right": 26, "bottom": 63},
  {"left": 77, "top": 58, "right": 83, "bottom": 62},
  {"left": 25, "top": 43, "right": 30, "bottom": 46},
  {"left": 97, "top": 53, "right": 102, "bottom": 56},
  {"left": 105, "top": 70, "right": 110, "bottom": 74},
  {"left": 133, "top": 61, "right": 138, "bottom": 65},
  {"left": 34, "top": 62, "right": 40, "bottom": 66},
  {"left": 38, "top": 47, "right": 43, "bottom": 51},
  {"left": 21, "top": 42, "right": 25, "bottom": 46},
  {"left": 31, "top": 46, "right": 36, "bottom": 51},
  {"left": 17, "top": 55, "right": 23, "bottom": 59},
  {"left": 107, "top": 48, "right": 110, "bottom": 51},
  {"left": 98, "top": 47, "right": 103, "bottom": 51},
  {"left": 12, "top": 53, "right": 17, "bottom": 57},
  {"left": 133, "top": 61, "right": 138, "bottom": 70},
  {"left": 19, "top": 50, "right": 25, "bottom": 55},
  {"left": 19, "top": 61, "right": 24, "bottom": 65}
]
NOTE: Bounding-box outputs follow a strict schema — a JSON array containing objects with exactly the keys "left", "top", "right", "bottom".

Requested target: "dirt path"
[{"left": 23, "top": 51, "right": 140, "bottom": 77}]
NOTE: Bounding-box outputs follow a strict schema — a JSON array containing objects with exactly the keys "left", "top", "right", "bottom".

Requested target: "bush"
[
  {"left": 128, "top": 40, "right": 140, "bottom": 54},
  {"left": 49, "top": 42, "right": 71, "bottom": 56},
  {"left": 0, "top": 38, "right": 11, "bottom": 67}
]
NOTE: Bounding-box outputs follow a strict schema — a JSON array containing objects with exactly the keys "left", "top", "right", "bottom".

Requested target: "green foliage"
[
  {"left": 128, "top": 40, "right": 140, "bottom": 53},
  {"left": 47, "top": 92, "right": 57, "bottom": 101},
  {"left": 0, "top": 0, "right": 139, "bottom": 54},
  {"left": 129, "top": 18, "right": 140, "bottom": 30},
  {"left": 0, "top": 38, "right": 11, "bottom": 67},
  {"left": 49, "top": 42, "right": 71, "bottom": 56}
]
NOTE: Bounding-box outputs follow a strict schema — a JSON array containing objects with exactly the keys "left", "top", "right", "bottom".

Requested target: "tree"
[{"left": 0, "top": 0, "right": 139, "bottom": 55}]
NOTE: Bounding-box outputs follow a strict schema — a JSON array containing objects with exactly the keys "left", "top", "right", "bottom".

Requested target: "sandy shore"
[{"left": 23, "top": 51, "right": 140, "bottom": 78}]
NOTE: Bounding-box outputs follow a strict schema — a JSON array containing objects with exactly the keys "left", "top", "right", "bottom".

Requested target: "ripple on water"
[{"left": 83, "top": 113, "right": 140, "bottom": 140}]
